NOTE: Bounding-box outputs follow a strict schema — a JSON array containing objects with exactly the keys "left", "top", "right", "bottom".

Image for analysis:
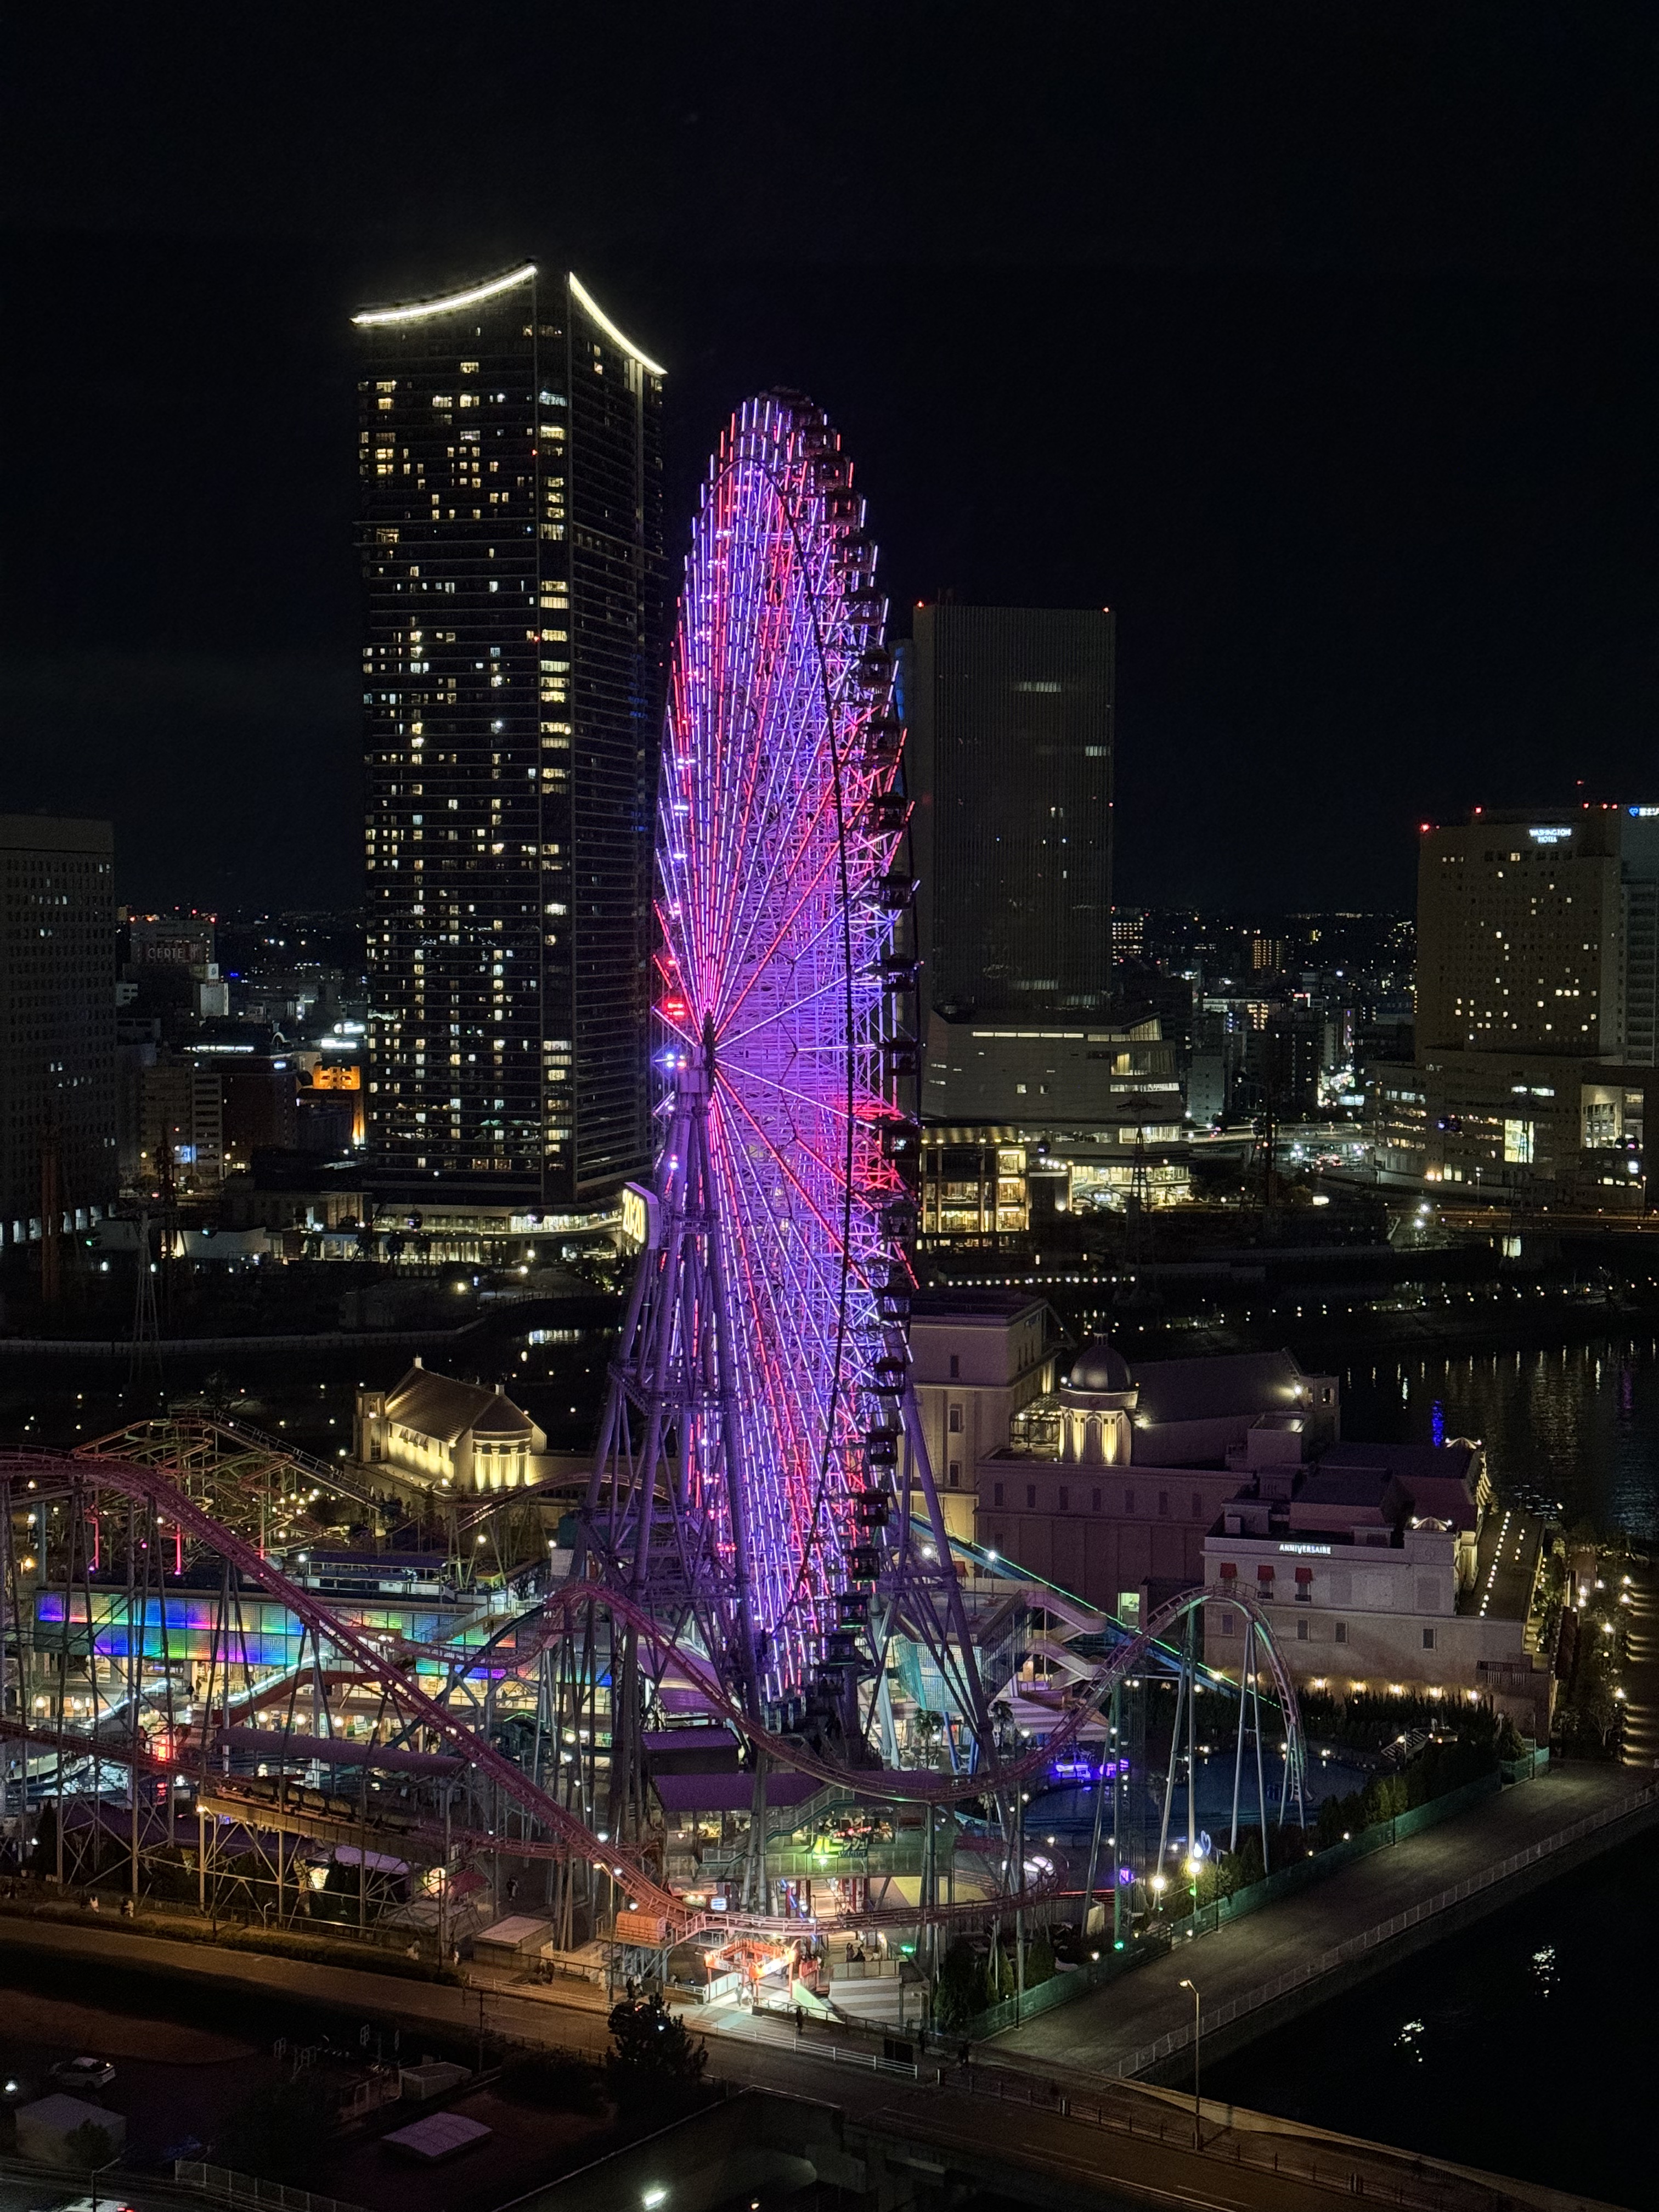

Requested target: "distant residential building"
[
  {"left": 1186, "top": 1047, "right": 1227, "bottom": 1128},
  {"left": 218, "top": 1058, "right": 299, "bottom": 1172},
  {"left": 1367, "top": 1065, "right": 1427, "bottom": 1182},
  {"left": 134, "top": 1053, "right": 224, "bottom": 1197},
  {"left": 353, "top": 263, "right": 667, "bottom": 1205},
  {"left": 922, "top": 1013, "right": 1182, "bottom": 1130},
  {"left": 0, "top": 816, "right": 117, "bottom": 1260},
  {"left": 1389, "top": 805, "right": 1659, "bottom": 1199},
  {"left": 1111, "top": 907, "right": 1146, "bottom": 962},
  {"left": 908, "top": 605, "right": 1114, "bottom": 1018}
]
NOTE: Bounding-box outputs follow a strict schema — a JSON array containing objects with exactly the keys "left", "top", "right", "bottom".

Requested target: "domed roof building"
[
  {"left": 1056, "top": 1334, "right": 1137, "bottom": 1463},
  {"left": 1062, "top": 1338, "right": 1136, "bottom": 1402}
]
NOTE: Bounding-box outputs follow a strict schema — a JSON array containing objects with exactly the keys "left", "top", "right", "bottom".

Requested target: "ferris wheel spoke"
[
  {"left": 712, "top": 1128, "right": 854, "bottom": 1428},
  {"left": 715, "top": 902, "right": 871, "bottom": 1052},
  {"left": 706, "top": 746, "right": 841, "bottom": 1024},
  {"left": 610, "top": 393, "right": 922, "bottom": 1724},
  {"left": 710, "top": 831, "right": 848, "bottom": 1039},
  {"left": 712, "top": 1152, "right": 855, "bottom": 1630},
  {"left": 701, "top": 482, "right": 814, "bottom": 989},
  {"left": 708, "top": 597, "right": 847, "bottom": 997},
  {"left": 714, "top": 1090, "right": 857, "bottom": 1323},
  {"left": 719, "top": 1057, "right": 866, "bottom": 1128}
]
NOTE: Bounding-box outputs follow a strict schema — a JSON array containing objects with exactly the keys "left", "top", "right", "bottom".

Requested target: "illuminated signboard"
[
  {"left": 1528, "top": 827, "right": 1572, "bottom": 844},
  {"left": 1278, "top": 1542, "right": 1332, "bottom": 1556},
  {"left": 620, "top": 1182, "right": 661, "bottom": 1252}
]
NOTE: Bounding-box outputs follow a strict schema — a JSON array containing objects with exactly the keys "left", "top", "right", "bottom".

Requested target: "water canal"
[{"left": 1204, "top": 1824, "right": 1659, "bottom": 2209}]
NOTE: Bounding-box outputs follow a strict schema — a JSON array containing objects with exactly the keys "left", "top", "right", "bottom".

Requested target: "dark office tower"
[
  {"left": 353, "top": 266, "right": 666, "bottom": 1205},
  {"left": 908, "top": 606, "right": 1115, "bottom": 1018},
  {"left": 0, "top": 816, "right": 116, "bottom": 1267}
]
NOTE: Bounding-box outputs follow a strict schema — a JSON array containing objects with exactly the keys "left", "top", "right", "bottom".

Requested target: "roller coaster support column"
[
  {"left": 1013, "top": 1787, "right": 1026, "bottom": 2022},
  {"left": 1111, "top": 1675, "right": 1125, "bottom": 1946},
  {"left": 1251, "top": 1637, "right": 1269, "bottom": 1872},
  {"left": 1082, "top": 1730, "right": 1107, "bottom": 1933},
  {"left": 1155, "top": 1623, "right": 1187, "bottom": 1881},
  {"left": 1186, "top": 1607, "right": 1199, "bottom": 1899}
]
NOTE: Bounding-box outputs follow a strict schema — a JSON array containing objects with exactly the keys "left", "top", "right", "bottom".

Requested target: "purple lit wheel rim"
[{"left": 657, "top": 396, "right": 906, "bottom": 1693}]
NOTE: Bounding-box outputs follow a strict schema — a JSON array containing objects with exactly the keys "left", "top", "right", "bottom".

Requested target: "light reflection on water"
[
  {"left": 1206, "top": 1828, "right": 1659, "bottom": 2206},
  {"left": 1339, "top": 1335, "right": 1659, "bottom": 1539}
]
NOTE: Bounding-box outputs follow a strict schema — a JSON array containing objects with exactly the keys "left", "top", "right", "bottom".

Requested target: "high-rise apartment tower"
[
  {"left": 907, "top": 606, "right": 1114, "bottom": 1019},
  {"left": 353, "top": 265, "right": 667, "bottom": 1204},
  {"left": 0, "top": 816, "right": 116, "bottom": 1261}
]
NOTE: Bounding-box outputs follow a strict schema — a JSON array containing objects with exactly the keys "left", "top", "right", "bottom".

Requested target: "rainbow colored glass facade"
[{"left": 35, "top": 1589, "right": 501, "bottom": 1676}]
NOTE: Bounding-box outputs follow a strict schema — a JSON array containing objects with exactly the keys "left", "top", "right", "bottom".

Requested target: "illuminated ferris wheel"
[{"left": 584, "top": 393, "right": 935, "bottom": 1731}]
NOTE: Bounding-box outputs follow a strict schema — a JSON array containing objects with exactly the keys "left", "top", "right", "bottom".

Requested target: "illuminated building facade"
[
  {"left": 920, "top": 1010, "right": 1181, "bottom": 1126},
  {"left": 354, "top": 266, "right": 666, "bottom": 1203},
  {"left": 1416, "top": 808, "right": 1630, "bottom": 1056},
  {"left": 0, "top": 815, "right": 117, "bottom": 1259},
  {"left": 908, "top": 606, "right": 1115, "bottom": 1019},
  {"left": 1384, "top": 806, "right": 1659, "bottom": 1198}
]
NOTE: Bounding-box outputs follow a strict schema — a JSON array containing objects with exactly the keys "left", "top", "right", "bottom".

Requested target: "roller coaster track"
[{"left": 1, "top": 1451, "right": 1301, "bottom": 1941}]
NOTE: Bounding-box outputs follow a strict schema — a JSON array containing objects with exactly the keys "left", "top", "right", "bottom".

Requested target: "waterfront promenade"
[{"left": 996, "top": 1760, "right": 1654, "bottom": 2076}]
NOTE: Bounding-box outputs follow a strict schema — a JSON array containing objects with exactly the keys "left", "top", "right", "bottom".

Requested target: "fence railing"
[
  {"left": 935, "top": 2066, "right": 1552, "bottom": 2212},
  {"left": 1116, "top": 1778, "right": 1659, "bottom": 2078},
  {"left": 216, "top": 1419, "right": 379, "bottom": 1504},
  {"left": 173, "top": 2161, "right": 373, "bottom": 2212}
]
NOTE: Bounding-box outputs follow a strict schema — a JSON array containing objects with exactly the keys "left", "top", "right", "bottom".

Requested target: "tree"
[
  {"left": 63, "top": 2121, "right": 117, "bottom": 2173},
  {"left": 934, "top": 1939, "right": 988, "bottom": 2030},
  {"left": 500, "top": 2052, "right": 606, "bottom": 2114},
  {"left": 1023, "top": 1930, "right": 1056, "bottom": 1989},
  {"left": 216, "top": 2074, "right": 335, "bottom": 2184},
  {"left": 605, "top": 1995, "right": 708, "bottom": 2111}
]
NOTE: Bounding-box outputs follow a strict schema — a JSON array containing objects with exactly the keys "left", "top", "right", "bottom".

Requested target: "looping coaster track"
[{"left": 0, "top": 1447, "right": 1301, "bottom": 1942}]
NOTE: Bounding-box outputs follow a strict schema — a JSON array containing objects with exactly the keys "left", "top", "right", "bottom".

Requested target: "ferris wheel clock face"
[{"left": 654, "top": 394, "right": 909, "bottom": 1689}]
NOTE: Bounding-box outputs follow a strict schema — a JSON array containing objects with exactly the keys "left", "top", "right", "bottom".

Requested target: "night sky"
[{"left": 5, "top": 5, "right": 1659, "bottom": 915}]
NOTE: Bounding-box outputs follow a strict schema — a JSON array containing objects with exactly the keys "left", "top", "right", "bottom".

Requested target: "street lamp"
[{"left": 1178, "top": 1978, "right": 1201, "bottom": 2149}]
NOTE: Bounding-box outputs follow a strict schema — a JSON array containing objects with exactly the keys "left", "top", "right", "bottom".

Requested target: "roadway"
[{"left": 0, "top": 1910, "right": 1621, "bottom": 2211}]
